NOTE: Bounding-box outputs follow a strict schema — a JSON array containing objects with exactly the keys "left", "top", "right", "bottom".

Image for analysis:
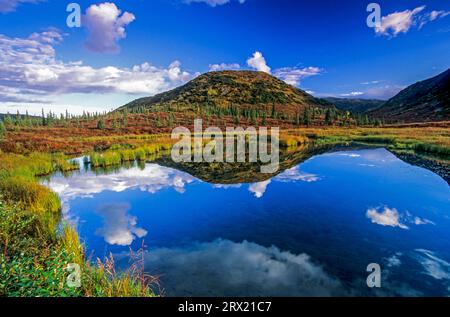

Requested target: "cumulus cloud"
[
  {"left": 375, "top": 6, "right": 426, "bottom": 36},
  {"left": 96, "top": 203, "right": 147, "bottom": 246},
  {"left": 247, "top": 51, "right": 271, "bottom": 74},
  {"left": 138, "top": 239, "right": 345, "bottom": 296},
  {"left": 366, "top": 207, "right": 409, "bottom": 229},
  {"left": 375, "top": 6, "right": 450, "bottom": 37},
  {"left": 84, "top": 2, "right": 135, "bottom": 53},
  {"left": 46, "top": 163, "right": 195, "bottom": 217},
  {"left": 246, "top": 52, "right": 322, "bottom": 86},
  {"left": 185, "top": 0, "right": 245, "bottom": 7},
  {"left": 48, "top": 163, "right": 195, "bottom": 200},
  {"left": 366, "top": 205, "right": 436, "bottom": 230},
  {"left": 273, "top": 66, "right": 322, "bottom": 86},
  {"left": 0, "top": 30, "right": 195, "bottom": 108},
  {"left": 209, "top": 63, "right": 240, "bottom": 71},
  {"left": 248, "top": 180, "right": 271, "bottom": 198},
  {"left": 0, "top": 0, "right": 42, "bottom": 13}
]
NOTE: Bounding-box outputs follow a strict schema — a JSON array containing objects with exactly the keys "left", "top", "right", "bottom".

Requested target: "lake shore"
[{"left": 0, "top": 124, "right": 449, "bottom": 296}]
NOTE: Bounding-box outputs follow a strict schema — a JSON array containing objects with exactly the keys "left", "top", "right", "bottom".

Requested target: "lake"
[{"left": 43, "top": 147, "right": 450, "bottom": 296}]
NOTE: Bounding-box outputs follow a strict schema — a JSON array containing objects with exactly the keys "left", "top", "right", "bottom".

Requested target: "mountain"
[
  {"left": 324, "top": 97, "right": 385, "bottom": 113},
  {"left": 370, "top": 68, "right": 450, "bottom": 122},
  {"left": 0, "top": 113, "right": 40, "bottom": 121},
  {"left": 119, "top": 70, "right": 333, "bottom": 114}
]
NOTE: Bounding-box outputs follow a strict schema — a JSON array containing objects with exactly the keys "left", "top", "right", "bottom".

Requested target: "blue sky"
[{"left": 0, "top": 0, "right": 449, "bottom": 115}]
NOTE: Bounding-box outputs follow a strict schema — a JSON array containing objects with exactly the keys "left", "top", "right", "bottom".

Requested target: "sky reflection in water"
[{"left": 45, "top": 148, "right": 450, "bottom": 296}]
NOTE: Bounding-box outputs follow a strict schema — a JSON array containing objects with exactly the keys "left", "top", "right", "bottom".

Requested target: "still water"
[{"left": 44, "top": 148, "right": 450, "bottom": 296}]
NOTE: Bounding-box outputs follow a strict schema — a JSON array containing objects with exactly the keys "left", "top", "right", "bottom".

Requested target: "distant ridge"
[
  {"left": 370, "top": 68, "right": 450, "bottom": 122},
  {"left": 323, "top": 97, "right": 385, "bottom": 114}
]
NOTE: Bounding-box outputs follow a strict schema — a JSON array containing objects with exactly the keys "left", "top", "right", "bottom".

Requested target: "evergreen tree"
[
  {"left": 325, "top": 108, "right": 333, "bottom": 125},
  {"left": 303, "top": 108, "right": 311, "bottom": 126},
  {"left": 4, "top": 113, "right": 13, "bottom": 127},
  {"left": 0, "top": 120, "right": 6, "bottom": 139},
  {"left": 97, "top": 118, "right": 105, "bottom": 130}
]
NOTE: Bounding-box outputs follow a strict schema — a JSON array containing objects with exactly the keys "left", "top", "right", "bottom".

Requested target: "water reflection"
[
  {"left": 124, "top": 239, "right": 345, "bottom": 296},
  {"left": 43, "top": 147, "right": 450, "bottom": 296},
  {"left": 95, "top": 203, "right": 147, "bottom": 246}
]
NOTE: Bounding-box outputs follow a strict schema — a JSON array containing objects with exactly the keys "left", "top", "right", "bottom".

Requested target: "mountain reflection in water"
[{"left": 43, "top": 147, "right": 450, "bottom": 296}]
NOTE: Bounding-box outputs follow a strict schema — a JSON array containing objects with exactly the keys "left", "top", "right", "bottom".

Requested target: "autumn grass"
[
  {"left": 86, "top": 143, "right": 172, "bottom": 168},
  {"left": 0, "top": 124, "right": 448, "bottom": 296},
  {"left": 280, "top": 126, "right": 450, "bottom": 158},
  {"left": 0, "top": 150, "right": 156, "bottom": 297}
]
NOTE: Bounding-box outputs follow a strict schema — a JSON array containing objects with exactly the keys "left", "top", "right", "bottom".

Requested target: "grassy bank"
[
  {"left": 0, "top": 125, "right": 448, "bottom": 296},
  {"left": 87, "top": 143, "right": 171, "bottom": 168},
  {"left": 0, "top": 151, "right": 155, "bottom": 297},
  {"left": 279, "top": 126, "right": 450, "bottom": 158}
]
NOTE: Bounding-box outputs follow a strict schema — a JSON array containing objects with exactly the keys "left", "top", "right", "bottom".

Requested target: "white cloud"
[
  {"left": 428, "top": 10, "right": 450, "bottom": 21},
  {"left": 337, "top": 153, "right": 361, "bottom": 158},
  {"left": 375, "top": 6, "right": 450, "bottom": 37},
  {"left": 375, "top": 6, "right": 426, "bottom": 36},
  {"left": 0, "top": 0, "right": 42, "bottom": 13},
  {"left": 361, "top": 80, "right": 381, "bottom": 85},
  {"left": 139, "top": 239, "right": 345, "bottom": 296},
  {"left": 366, "top": 207, "right": 409, "bottom": 229},
  {"left": 414, "top": 217, "right": 435, "bottom": 226},
  {"left": 47, "top": 163, "right": 195, "bottom": 201},
  {"left": 45, "top": 163, "right": 195, "bottom": 217},
  {"left": 209, "top": 63, "right": 240, "bottom": 71},
  {"left": 273, "top": 66, "right": 322, "bottom": 86},
  {"left": 96, "top": 203, "right": 147, "bottom": 246},
  {"left": 340, "top": 91, "right": 364, "bottom": 97},
  {"left": 385, "top": 253, "right": 402, "bottom": 268},
  {"left": 414, "top": 249, "right": 450, "bottom": 294},
  {"left": 247, "top": 51, "right": 271, "bottom": 74},
  {"left": 185, "top": 0, "right": 245, "bottom": 7},
  {"left": 212, "top": 183, "right": 242, "bottom": 189},
  {"left": 248, "top": 180, "right": 270, "bottom": 198},
  {"left": 275, "top": 166, "right": 320, "bottom": 183},
  {"left": 246, "top": 52, "right": 323, "bottom": 86},
  {"left": 419, "top": 10, "right": 450, "bottom": 29},
  {"left": 84, "top": 2, "right": 135, "bottom": 53},
  {"left": 0, "top": 30, "right": 195, "bottom": 111}
]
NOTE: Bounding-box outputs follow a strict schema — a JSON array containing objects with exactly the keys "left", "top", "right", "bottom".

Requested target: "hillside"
[
  {"left": 119, "top": 71, "right": 333, "bottom": 115},
  {"left": 324, "top": 97, "right": 384, "bottom": 114},
  {"left": 0, "top": 113, "right": 40, "bottom": 121},
  {"left": 370, "top": 68, "right": 450, "bottom": 122}
]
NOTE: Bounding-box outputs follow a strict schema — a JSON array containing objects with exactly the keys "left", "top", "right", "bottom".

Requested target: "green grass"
[
  {"left": 412, "top": 142, "right": 450, "bottom": 156},
  {"left": 0, "top": 151, "right": 156, "bottom": 297},
  {"left": 86, "top": 143, "right": 171, "bottom": 168}
]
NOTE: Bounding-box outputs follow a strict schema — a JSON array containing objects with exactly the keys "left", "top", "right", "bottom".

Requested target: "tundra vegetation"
[
  {"left": 0, "top": 101, "right": 448, "bottom": 297},
  {"left": 0, "top": 151, "right": 156, "bottom": 296}
]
